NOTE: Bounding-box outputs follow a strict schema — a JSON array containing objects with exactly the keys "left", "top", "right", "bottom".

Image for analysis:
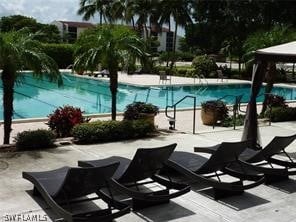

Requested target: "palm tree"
[
  {"left": 126, "top": 0, "right": 159, "bottom": 38},
  {"left": 78, "top": 0, "right": 113, "bottom": 25},
  {"left": 0, "top": 31, "right": 61, "bottom": 144},
  {"left": 159, "top": 0, "right": 193, "bottom": 52},
  {"left": 74, "top": 25, "right": 147, "bottom": 120}
]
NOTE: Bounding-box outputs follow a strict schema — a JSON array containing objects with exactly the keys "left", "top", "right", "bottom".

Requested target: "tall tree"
[
  {"left": 159, "top": 0, "right": 193, "bottom": 52},
  {"left": 74, "top": 25, "right": 147, "bottom": 120},
  {"left": 78, "top": 0, "right": 113, "bottom": 25},
  {"left": 0, "top": 15, "right": 61, "bottom": 43},
  {"left": 0, "top": 31, "right": 62, "bottom": 144}
]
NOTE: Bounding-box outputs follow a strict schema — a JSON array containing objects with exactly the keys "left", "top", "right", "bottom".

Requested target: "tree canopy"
[{"left": 0, "top": 15, "right": 61, "bottom": 43}]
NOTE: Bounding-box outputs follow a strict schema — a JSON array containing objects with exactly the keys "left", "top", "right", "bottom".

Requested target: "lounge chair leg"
[
  {"left": 132, "top": 190, "right": 170, "bottom": 210},
  {"left": 33, "top": 187, "right": 41, "bottom": 196},
  {"left": 212, "top": 181, "right": 244, "bottom": 200},
  {"left": 265, "top": 174, "right": 289, "bottom": 185}
]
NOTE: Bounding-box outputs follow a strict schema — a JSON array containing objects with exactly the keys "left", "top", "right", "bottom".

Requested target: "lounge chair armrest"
[
  {"left": 268, "top": 157, "right": 296, "bottom": 168},
  {"left": 109, "top": 177, "right": 189, "bottom": 202},
  {"left": 152, "top": 174, "right": 190, "bottom": 191},
  {"left": 194, "top": 144, "right": 220, "bottom": 154},
  {"left": 109, "top": 179, "right": 148, "bottom": 200},
  {"left": 238, "top": 160, "right": 289, "bottom": 176},
  {"left": 167, "top": 160, "right": 263, "bottom": 191}
]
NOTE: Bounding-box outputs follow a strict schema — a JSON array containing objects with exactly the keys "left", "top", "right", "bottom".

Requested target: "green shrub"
[
  {"left": 132, "top": 119, "right": 156, "bottom": 137},
  {"left": 185, "top": 69, "right": 196, "bottom": 77},
  {"left": 192, "top": 55, "right": 218, "bottom": 78},
  {"left": 266, "top": 106, "right": 296, "bottom": 122},
  {"left": 265, "top": 94, "right": 286, "bottom": 108},
  {"left": 15, "top": 129, "right": 56, "bottom": 150},
  {"left": 176, "top": 68, "right": 188, "bottom": 76},
  {"left": 158, "top": 52, "right": 180, "bottom": 65},
  {"left": 221, "top": 115, "right": 245, "bottom": 127},
  {"left": 72, "top": 119, "right": 155, "bottom": 144},
  {"left": 42, "top": 43, "right": 74, "bottom": 68},
  {"left": 178, "top": 52, "right": 195, "bottom": 62}
]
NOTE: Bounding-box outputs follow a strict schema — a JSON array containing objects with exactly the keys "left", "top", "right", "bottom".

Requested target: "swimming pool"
[{"left": 0, "top": 73, "right": 295, "bottom": 120}]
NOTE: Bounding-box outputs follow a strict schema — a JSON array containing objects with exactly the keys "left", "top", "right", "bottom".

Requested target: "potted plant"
[
  {"left": 123, "top": 102, "right": 159, "bottom": 125},
  {"left": 201, "top": 100, "right": 228, "bottom": 125}
]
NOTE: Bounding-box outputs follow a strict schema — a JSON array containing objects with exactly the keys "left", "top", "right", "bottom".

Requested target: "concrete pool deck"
[
  {"left": 0, "top": 121, "right": 296, "bottom": 222},
  {"left": 1, "top": 73, "right": 296, "bottom": 221},
  {"left": 73, "top": 71, "right": 252, "bottom": 87}
]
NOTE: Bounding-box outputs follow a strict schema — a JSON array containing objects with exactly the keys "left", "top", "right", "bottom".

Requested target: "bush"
[
  {"left": 15, "top": 129, "right": 55, "bottom": 150},
  {"left": 178, "top": 52, "right": 195, "bottom": 62},
  {"left": 42, "top": 43, "right": 74, "bottom": 68},
  {"left": 221, "top": 115, "right": 245, "bottom": 127},
  {"left": 266, "top": 106, "right": 296, "bottom": 122},
  {"left": 265, "top": 94, "right": 286, "bottom": 107},
  {"left": 47, "top": 105, "right": 88, "bottom": 138},
  {"left": 123, "top": 102, "right": 159, "bottom": 120},
  {"left": 158, "top": 52, "right": 180, "bottom": 65},
  {"left": 72, "top": 119, "right": 155, "bottom": 144},
  {"left": 192, "top": 55, "right": 218, "bottom": 78}
]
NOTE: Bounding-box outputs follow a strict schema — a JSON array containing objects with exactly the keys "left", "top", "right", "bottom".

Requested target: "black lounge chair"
[
  {"left": 166, "top": 141, "right": 265, "bottom": 199},
  {"left": 23, "top": 162, "right": 130, "bottom": 222},
  {"left": 194, "top": 134, "right": 296, "bottom": 184},
  {"left": 78, "top": 143, "right": 190, "bottom": 210}
]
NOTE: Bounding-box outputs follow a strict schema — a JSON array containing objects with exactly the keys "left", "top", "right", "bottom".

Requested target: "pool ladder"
[{"left": 165, "top": 95, "right": 197, "bottom": 134}]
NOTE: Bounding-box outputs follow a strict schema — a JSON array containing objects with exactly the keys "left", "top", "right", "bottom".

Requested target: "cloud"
[{"left": 0, "top": 0, "right": 99, "bottom": 24}]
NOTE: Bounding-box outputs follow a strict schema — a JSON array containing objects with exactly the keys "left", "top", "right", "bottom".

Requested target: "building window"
[
  {"left": 166, "top": 32, "right": 174, "bottom": 52},
  {"left": 67, "top": 26, "right": 77, "bottom": 43}
]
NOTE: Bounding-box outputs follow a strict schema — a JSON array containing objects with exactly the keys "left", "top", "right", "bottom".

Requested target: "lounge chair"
[
  {"left": 23, "top": 162, "right": 130, "bottom": 222},
  {"left": 159, "top": 71, "right": 171, "bottom": 84},
  {"left": 166, "top": 141, "right": 265, "bottom": 199},
  {"left": 195, "top": 134, "right": 296, "bottom": 184},
  {"left": 78, "top": 143, "right": 190, "bottom": 210},
  {"left": 217, "top": 70, "right": 228, "bottom": 82}
]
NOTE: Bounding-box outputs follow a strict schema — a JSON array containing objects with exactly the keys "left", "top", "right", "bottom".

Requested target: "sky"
[
  {"left": 0, "top": 0, "right": 185, "bottom": 36},
  {"left": 0, "top": 0, "right": 98, "bottom": 23}
]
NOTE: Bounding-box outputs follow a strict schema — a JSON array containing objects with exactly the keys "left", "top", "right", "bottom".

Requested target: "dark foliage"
[{"left": 15, "top": 129, "right": 56, "bottom": 150}]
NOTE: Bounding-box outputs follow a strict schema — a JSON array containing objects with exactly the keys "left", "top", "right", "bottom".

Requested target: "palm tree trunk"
[
  {"left": 144, "top": 23, "right": 149, "bottom": 40},
  {"left": 109, "top": 70, "right": 118, "bottom": 120},
  {"left": 2, "top": 68, "right": 15, "bottom": 144},
  {"left": 100, "top": 11, "right": 103, "bottom": 25},
  {"left": 132, "top": 17, "right": 135, "bottom": 29},
  {"left": 169, "top": 21, "right": 178, "bottom": 68}
]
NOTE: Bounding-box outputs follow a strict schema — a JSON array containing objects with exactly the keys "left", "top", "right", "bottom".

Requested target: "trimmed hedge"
[
  {"left": 266, "top": 106, "right": 296, "bottom": 122},
  {"left": 72, "top": 119, "right": 155, "bottom": 144},
  {"left": 42, "top": 43, "right": 74, "bottom": 68},
  {"left": 15, "top": 129, "right": 56, "bottom": 150}
]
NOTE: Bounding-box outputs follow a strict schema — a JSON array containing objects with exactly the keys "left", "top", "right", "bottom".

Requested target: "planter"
[
  {"left": 139, "top": 113, "right": 155, "bottom": 125},
  {"left": 201, "top": 109, "right": 218, "bottom": 125}
]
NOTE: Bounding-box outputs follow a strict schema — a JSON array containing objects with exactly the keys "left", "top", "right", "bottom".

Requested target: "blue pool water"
[{"left": 0, "top": 73, "right": 295, "bottom": 120}]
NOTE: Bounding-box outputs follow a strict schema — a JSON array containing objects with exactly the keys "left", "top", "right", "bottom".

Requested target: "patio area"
[{"left": 1, "top": 120, "right": 296, "bottom": 222}]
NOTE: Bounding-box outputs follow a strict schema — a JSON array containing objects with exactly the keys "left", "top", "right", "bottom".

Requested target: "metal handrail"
[{"left": 165, "top": 95, "right": 197, "bottom": 134}]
